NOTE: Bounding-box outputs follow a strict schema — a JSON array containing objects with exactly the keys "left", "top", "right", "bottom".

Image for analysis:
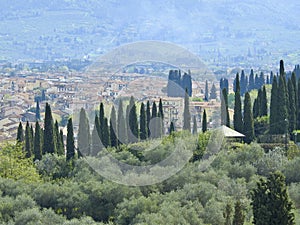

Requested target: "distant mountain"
[{"left": 0, "top": 0, "right": 299, "bottom": 67}]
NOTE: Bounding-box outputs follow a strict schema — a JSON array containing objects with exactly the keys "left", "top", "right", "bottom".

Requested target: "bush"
[
  {"left": 283, "top": 157, "right": 300, "bottom": 184},
  {"left": 288, "top": 183, "right": 300, "bottom": 208},
  {"left": 133, "top": 201, "right": 205, "bottom": 225},
  {"left": 256, "top": 148, "right": 287, "bottom": 176},
  {"left": 0, "top": 194, "right": 36, "bottom": 223},
  {"left": 201, "top": 198, "right": 226, "bottom": 225},
  {"left": 35, "top": 154, "right": 72, "bottom": 179}
]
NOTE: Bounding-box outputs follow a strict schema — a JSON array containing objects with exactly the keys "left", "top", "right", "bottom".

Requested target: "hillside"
[{"left": 0, "top": 0, "right": 299, "bottom": 68}]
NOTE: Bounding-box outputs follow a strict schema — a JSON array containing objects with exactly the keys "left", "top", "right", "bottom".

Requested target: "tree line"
[
  {"left": 167, "top": 69, "right": 192, "bottom": 97},
  {"left": 16, "top": 93, "right": 204, "bottom": 160},
  {"left": 17, "top": 102, "right": 73, "bottom": 162},
  {"left": 222, "top": 60, "right": 300, "bottom": 145}
]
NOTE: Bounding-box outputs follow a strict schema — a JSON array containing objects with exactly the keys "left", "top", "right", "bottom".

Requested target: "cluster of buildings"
[{"left": 0, "top": 69, "right": 221, "bottom": 141}]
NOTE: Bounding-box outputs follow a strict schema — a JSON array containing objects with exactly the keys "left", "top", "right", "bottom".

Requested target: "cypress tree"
[
  {"left": 243, "top": 92, "right": 255, "bottom": 144},
  {"left": 277, "top": 74, "right": 289, "bottom": 134},
  {"left": 167, "top": 70, "right": 174, "bottom": 97},
  {"left": 30, "top": 125, "right": 34, "bottom": 143},
  {"left": 110, "top": 106, "right": 118, "bottom": 147},
  {"left": 25, "top": 121, "right": 33, "bottom": 158},
  {"left": 40, "top": 126, "right": 44, "bottom": 152},
  {"left": 221, "top": 88, "right": 230, "bottom": 127},
  {"left": 54, "top": 121, "right": 59, "bottom": 152},
  {"left": 16, "top": 122, "right": 24, "bottom": 142},
  {"left": 126, "top": 104, "right": 130, "bottom": 143},
  {"left": 260, "top": 86, "right": 268, "bottom": 116},
  {"left": 259, "top": 72, "right": 265, "bottom": 87},
  {"left": 254, "top": 74, "right": 259, "bottom": 89},
  {"left": 35, "top": 100, "right": 41, "bottom": 121},
  {"left": 252, "top": 172, "right": 295, "bottom": 225},
  {"left": 257, "top": 89, "right": 263, "bottom": 116},
  {"left": 280, "top": 59, "right": 285, "bottom": 76},
  {"left": 233, "top": 75, "right": 237, "bottom": 92},
  {"left": 151, "top": 101, "right": 158, "bottom": 138},
  {"left": 291, "top": 72, "right": 300, "bottom": 129},
  {"left": 43, "top": 103, "right": 56, "bottom": 154},
  {"left": 156, "top": 101, "right": 162, "bottom": 138},
  {"left": 78, "top": 108, "right": 91, "bottom": 157},
  {"left": 220, "top": 78, "right": 229, "bottom": 93},
  {"left": 128, "top": 96, "right": 138, "bottom": 142},
  {"left": 91, "top": 125, "right": 101, "bottom": 156},
  {"left": 270, "top": 76, "right": 278, "bottom": 134},
  {"left": 291, "top": 72, "right": 297, "bottom": 129},
  {"left": 139, "top": 102, "right": 147, "bottom": 140},
  {"left": 210, "top": 83, "right": 217, "bottom": 99},
  {"left": 234, "top": 73, "right": 243, "bottom": 133},
  {"left": 99, "top": 102, "right": 104, "bottom": 125},
  {"left": 94, "top": 114, "right": 101, "bottom": 139},
  {"left": 54, "top": 120, "right": 64, "bottom": 156},
  {"left": 66, "top": 118, "right": 75, "bottom": 161},
  {"left": 221, "top": 88, "right": 227, "bottom": 126},
  {"left": 59, "top": 130, "right": 64, "bottom": 155},
  {"left": 220, "top": 78, "right": 224, "bottom": 92},
  {"left": 117, "top": 100, "right": 127, "bottom": 145},
  {"left": 181, "top": 72, "right": 192, "bottom": 97},
  {"left": 291, "top": 72, "right": 297, "bottom": 107},
  {"left": 202, "top": 109, "right": 207, "bottom": 133},
  {"left": 99, "top": 102, "right": 105, "bottom": 141},
  {"left": 152, "top": 101, "right": 157, "bottom": 118},
  {"left": 167, "top": 70, "right": 184, "bottom": 97},
  {"left": 169, "top": 121, "right": 175, "bottom": 134},
  {"left": 240, "top": 70, "right": 247, "bottom": 96},
  {"left": 224, "top": 78, "right": 229, "bottom": 93},
  {"left": 266, "top": 75, "right": 270, "bottom": 85},
  {"left": 102, "top": 117, "right": 110, "bottom": 147},
  {"left": 204, "top": 80, "right": 209, "bottom": 101},
  {"left": 146, "top": 100, "right": 151, "bottom": 138},
  {"left": 233, "top": 201, "right": 245, "bottom": 225},
  {"left": 33, "top": 121, "right": 42, "bottom": 161},
  {"left": 249, "top": 69, "right": 255, "bottom": 91},
  {"left": 253, "top": 98, "right": 260, "bottom": 119},
  {"left": 156, "top": 108, "right": 163, "bottom": 138},
  {"left": 270, "top": 71, "right": 274, "bottom": 84},
  {"left": 158, "top": 98, "right": 164, "bottom": 136},
  {"left": 288, "top": 79, "right": 296, "bottom": 133},
  {"left": 183, "top": 89, "right": 191, "bottom": 131},
  {"left": 192, "top": 115, "right": 197, "bottom": 134}
]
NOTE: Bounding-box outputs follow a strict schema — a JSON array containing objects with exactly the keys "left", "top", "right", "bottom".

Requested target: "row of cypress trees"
[
  {"left": 234, "top": 69, "right": 268, "bottom": 96},
  {"left": 253, "top": 86, "right": 268, "bottom": 119},
  {"left": 167, "top": 70, "right": 192, "bottom": 97},
  {"left": 17, "top": 103, "right": 76, "bottom": 161},
  {"left": 223, "top": 68, "right": 272, "bottom": 98},
  {"left": 269, "top": 60, "right": 299, "bottom": 135},
  {"left": 16, "top": 98, "right": 167, "bottom": 159},
  {"left": 17, "top": 93, "right": 207, "bottom": 159},
  {"left": 204, "top": 80, "right": 217, "bottom": 101},
  {"left": 222, "top": 72, "right": 255, "bottom": 144},
  {"left": 229, "top": 60, "right": 300, "bottom": 143},
  {"left": 76, "top": 93, "right": 203, "bottom": 157},
  {"left": 79, "top": 97, "right": 167, "bottom": 157}
]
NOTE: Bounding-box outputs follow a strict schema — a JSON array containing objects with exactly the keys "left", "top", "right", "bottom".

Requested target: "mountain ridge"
[{"left": 0, "top": 0, "right": 299, "bottom": 67}]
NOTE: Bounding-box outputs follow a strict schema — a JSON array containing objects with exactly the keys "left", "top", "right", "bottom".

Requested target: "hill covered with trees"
[{"left": 0, "top": 0, "right": 300, "bottom": 67}]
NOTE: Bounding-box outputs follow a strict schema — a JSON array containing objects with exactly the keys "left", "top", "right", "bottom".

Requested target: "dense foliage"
[{"left": 2, "top": 128, "right": 300, "bottom": 224}]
